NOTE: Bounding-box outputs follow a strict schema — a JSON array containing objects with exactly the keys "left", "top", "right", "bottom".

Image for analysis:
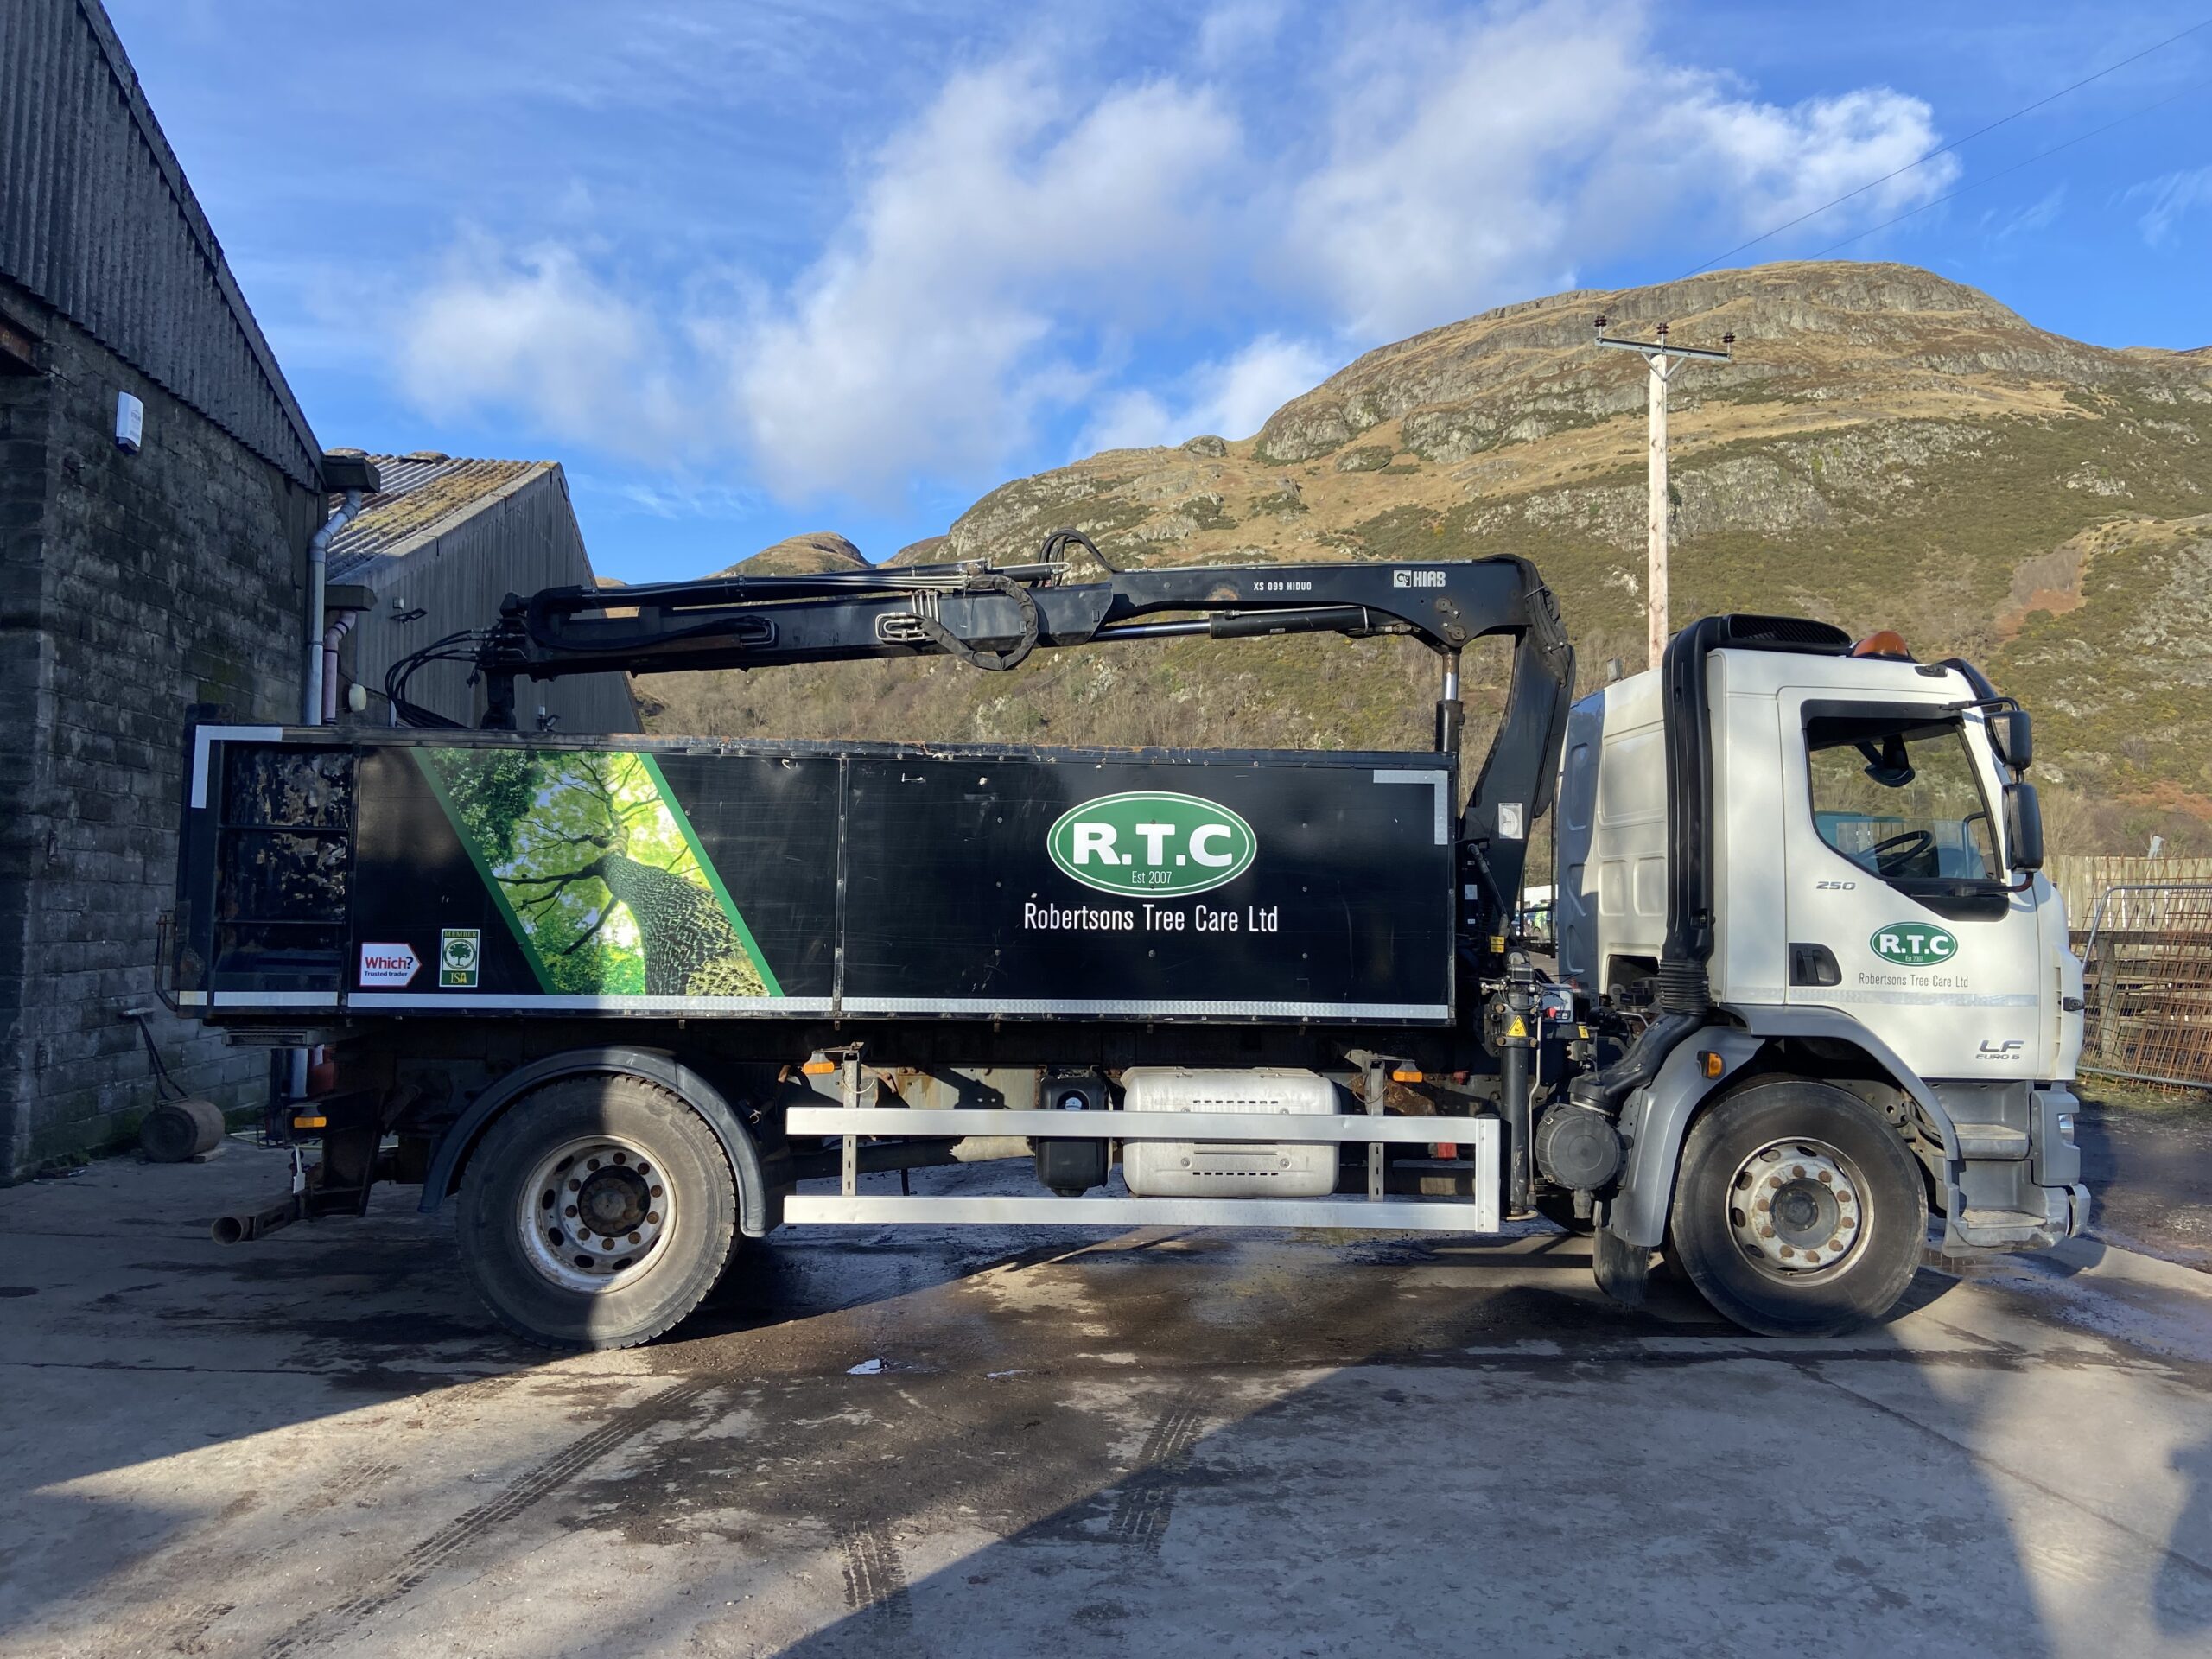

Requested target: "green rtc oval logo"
[
  {"left": 1870, "top": 922, "right": 1957, "bottom": 965},
  {"left": 1048, "top": 791, "right": 1257, "bottom": 897}
]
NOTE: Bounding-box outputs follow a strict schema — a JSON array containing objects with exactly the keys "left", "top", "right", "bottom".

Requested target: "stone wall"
[{"left": 0, "top": 283, "right": 320, "bottom": 1174}]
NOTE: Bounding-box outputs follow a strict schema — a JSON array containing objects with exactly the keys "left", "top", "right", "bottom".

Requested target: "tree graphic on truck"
[{"left": 418, "top": 747, "right": 776, "bottom": 998}]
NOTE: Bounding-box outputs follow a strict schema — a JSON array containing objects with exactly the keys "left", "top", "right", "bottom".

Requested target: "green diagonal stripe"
[
  {"left": 413, "top": 749, "right": 554, "bottom": 992},
  {"left": 639, "top": 753, "right": 784, "bottom": 998}
]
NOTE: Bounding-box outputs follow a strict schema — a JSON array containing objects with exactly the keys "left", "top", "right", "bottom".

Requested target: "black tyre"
[
  {"left": 1668, "top": 1077, "right": 1925, "bottom": 1338},
  {"left": 456, "top": 1073, "right": 739, "bottom": 1350}
]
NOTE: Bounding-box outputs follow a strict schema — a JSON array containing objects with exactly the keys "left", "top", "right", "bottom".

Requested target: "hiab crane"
[{"left": 168, "top": 532, "right": 2087, "bottom": 1346}]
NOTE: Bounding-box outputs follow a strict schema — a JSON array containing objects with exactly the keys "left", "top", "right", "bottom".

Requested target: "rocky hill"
[
  {"left": 638, "top": 262, "right": 2212, "bottom": 854},
  {"left": 715, "top": 531, "right": 868, "bottom": 577}
]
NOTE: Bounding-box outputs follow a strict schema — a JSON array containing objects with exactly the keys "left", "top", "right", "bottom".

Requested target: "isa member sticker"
[
  {"left": 359, "top": 943, "right": 420, "bottom": 988},
  {"left": 439, "top": 928, "right": 481, "bottom": 988}
]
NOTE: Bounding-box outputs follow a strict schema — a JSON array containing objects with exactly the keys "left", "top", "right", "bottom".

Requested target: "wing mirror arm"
[{"left": 1951, "top": 696, "right": 2032, "bottom": 773}]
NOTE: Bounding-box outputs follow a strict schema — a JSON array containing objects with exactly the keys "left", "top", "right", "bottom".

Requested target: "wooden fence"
[{"left": 2048, "top": 855, "right": 2212, "bottom": 931}]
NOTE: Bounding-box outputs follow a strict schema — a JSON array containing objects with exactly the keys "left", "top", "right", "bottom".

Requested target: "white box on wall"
[{"left": 114, "top": 391, "right": 143, "bottom": 453}]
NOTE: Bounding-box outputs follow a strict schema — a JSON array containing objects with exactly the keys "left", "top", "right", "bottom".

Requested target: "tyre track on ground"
[
  {"left": 259, "top": 1379, "right": 717, "bottom": 1657},
  {"left": 833, "top": 1517, "right": 912, "bottom": 1624},
  {"left": 1106, "top": 1389, "right": 1211, "bottom": 1553}
]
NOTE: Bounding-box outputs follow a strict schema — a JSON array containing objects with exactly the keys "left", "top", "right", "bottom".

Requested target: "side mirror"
[
  {"left": 2004, "top": 782, "right": 2044, "bottom": 872},
  {"left": 1988, "top": 709, "right": 2032, "bottom": 772}
]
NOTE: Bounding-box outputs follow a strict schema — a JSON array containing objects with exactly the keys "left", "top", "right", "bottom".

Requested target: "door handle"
[{"left": 1789, "top": 943, "right": 1841, "bottom": 987}]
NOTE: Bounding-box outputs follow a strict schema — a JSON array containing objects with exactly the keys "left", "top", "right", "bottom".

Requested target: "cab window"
[{"left": 1805, "top": 713, "right": 1999, "bottom": 885}]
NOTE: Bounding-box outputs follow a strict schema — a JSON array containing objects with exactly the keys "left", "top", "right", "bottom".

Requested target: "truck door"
[{"left": 1778, "top": 692, "right": 2042, "bottom": 1083}]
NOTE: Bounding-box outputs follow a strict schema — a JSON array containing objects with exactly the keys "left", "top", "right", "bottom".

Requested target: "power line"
[
  {"left": 1804, "top": 74, "right": 2211, "bottom": 259},
  {"left": 1682, "top": 16, "right": 2212, "bottom": 276}
]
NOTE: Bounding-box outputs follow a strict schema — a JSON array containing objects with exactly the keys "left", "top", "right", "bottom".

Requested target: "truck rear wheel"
[
  {"left": 456, "top": 1073, "right": 738, "bottom": 1350},
  {"left": 1668, "top": 1078, "right": 1924, "bottom": 1337}
]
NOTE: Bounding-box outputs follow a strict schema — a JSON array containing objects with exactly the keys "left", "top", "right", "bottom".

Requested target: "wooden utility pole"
[{"left": 1594, "top": 319, "right": 1732, "bottom": 671}]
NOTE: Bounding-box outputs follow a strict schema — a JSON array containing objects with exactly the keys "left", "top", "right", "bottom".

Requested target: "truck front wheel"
[
  {"left": 1668, "top": 1078, "right": 1925, "bottom": 1337},
  {"left": 456, "top": 1073, "right": 739, "bottom": 1350}
]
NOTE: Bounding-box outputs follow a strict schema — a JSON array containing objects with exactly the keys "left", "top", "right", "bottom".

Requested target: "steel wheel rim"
[
  {"left": 1725, "top": 1136, "right": 1870, "bottom": 1281},
  {"left": 517, "top": 1135, "right": 675, "bottom": 1294}
]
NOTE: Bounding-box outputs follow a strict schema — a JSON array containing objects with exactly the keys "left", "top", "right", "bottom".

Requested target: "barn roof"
[
  {"left": 324, "top": 452, "right": 553, "bottom": 582},
  {"left": 0, "top": 0, "right": 326, "bottom": 487}
]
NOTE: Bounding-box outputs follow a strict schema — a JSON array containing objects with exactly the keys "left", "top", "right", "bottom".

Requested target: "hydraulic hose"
[
  {"left": 907, "top": 572, "right": 1041, "bottom": 671},
  {"left": 1567, "top": 1009, "right": 1704, "bottom": 1114}
]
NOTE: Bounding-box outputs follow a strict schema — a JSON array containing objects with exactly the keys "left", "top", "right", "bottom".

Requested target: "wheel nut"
[
  {"left": 628, "top": 1232, "right": 641, "bottom": 1244},
  {"left": 1791, "top": 1165, "right": 1807, "bottom": 1179},
  {"left": 1780, "top": 1245, "right": 1795, "bottom": 1258},
  {"left": 1818, "top": 1170, "right": 1834, "bottom": 1184},
  {"left": 564, "top": 1205, "right": 578, "bottom": 1217},
  {"left": 1756, "top": 1198, "right": 1771, "bottom": 1213},
  {"left": 1827, "top": 1236, "right": 1845, "bottom": 1251},
  {"left": 1759, "top": 1224, "right": 1775, "bottom": 1238},
  {"left": 645, "top": 1211, "right": 661, "bottom": 1224}
]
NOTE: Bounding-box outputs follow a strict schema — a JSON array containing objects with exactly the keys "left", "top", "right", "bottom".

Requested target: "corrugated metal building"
[
  {"left": 0, "top": 0, "right": 322, "bottom": 490},
  {"left": 322, "top": 453, "right": 636, "bottom": 733},
  {"left": 0, "top": 0, "right": 338, "bottom": 1173},
  {"left": 0, "top": 2, "right": 632, "bottom": 1174}
]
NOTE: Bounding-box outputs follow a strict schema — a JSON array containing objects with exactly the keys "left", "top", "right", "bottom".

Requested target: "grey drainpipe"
[
  {"left": 302, "top": 491, "right": 363, "bottom": 724},
  {"left": 321, "top": 613, "right": 361, "bottom": 723}
]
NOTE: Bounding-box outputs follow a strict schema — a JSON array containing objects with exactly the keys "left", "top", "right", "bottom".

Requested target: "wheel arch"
[
  {"left": 419, "top": 1046, "right": 775, "bottom": 1237},
  {"left": 1605, "top": 1007, "right": 1956, "bottom": 1249}
]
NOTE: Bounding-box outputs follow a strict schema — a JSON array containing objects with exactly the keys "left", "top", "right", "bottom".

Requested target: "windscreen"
[{"left": 1805, "top": 713, "right": 1999, "bottom": 885}]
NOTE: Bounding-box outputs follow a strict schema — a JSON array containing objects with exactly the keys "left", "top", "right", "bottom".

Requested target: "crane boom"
[{"left": 457, "top": 534, "right": 1575, "bottom": 918}]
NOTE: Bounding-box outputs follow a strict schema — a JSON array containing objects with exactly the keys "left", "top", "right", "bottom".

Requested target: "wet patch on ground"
[{"left": 2077, "top": 1092, "right": 2212, "bottom": 1272}]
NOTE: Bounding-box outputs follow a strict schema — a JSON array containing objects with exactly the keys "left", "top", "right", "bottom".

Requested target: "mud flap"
[{"left": 1592, "top": 1223, "right": 1651, "bottom": 1308}]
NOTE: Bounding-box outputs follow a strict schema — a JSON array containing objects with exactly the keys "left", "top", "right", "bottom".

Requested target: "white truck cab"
[{"left": 1554, "top": 620, "right": 2088, "bottom": 1316}]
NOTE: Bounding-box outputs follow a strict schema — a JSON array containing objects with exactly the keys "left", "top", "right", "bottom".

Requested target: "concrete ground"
[{"left": 3, "top": 1145, "right": 2210, "bottom": 1659}]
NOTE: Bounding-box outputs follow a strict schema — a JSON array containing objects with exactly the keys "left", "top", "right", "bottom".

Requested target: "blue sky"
[{"left": 115, "top": 0, "right": 2212, "bottom": 583}]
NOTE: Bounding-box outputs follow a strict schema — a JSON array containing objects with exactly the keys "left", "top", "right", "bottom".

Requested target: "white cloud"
[
  {"left": 567, "top": 474, "right": 765, "bottom": 521},
  {"left": 733, "top": 59, "right": 1242, "bottom": 500},
  {"left": 1985, "top": 185, "right": 2065, "bottom": 244},
  {"left": 1287, "top": 1, "right": 1954, "bottom": 338},
  {"left": 386, "top": 0, "right": 1960, "bottom": 505},
  {"left": 1079, "top": 334, "right": 1336, "bottom": 452},
  {"left": 2127, "top": 166, "right": 2212, "bottom": 246},
  {"left": 396, "top": 237, "right": 696, "bottom": 461},
  {"left": 1197, "top": 0, "right": 1287, "bottom": 67}
]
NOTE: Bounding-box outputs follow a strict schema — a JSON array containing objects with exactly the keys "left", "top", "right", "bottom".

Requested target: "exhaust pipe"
[{"left": 211, "top": 1195, "right": 301, "bottom": 1244}]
